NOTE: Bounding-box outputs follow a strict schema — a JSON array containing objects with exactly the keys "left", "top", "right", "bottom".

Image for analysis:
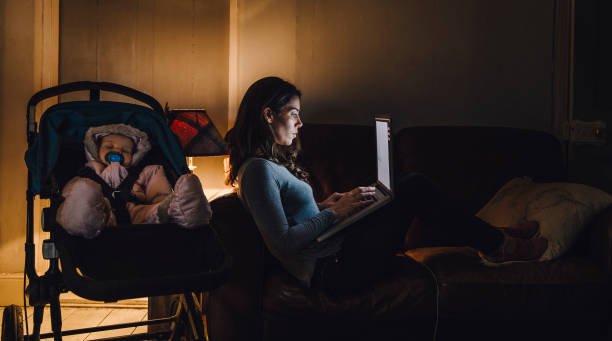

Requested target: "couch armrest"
[
  {"left": 206, "top": 193, "right": 266, "bottom": 341},
  {"left": 587, "top": 205, "right": 612, "bottom": 280}
]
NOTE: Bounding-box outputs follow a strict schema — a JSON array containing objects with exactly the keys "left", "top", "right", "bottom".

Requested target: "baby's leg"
[
  {"left": 56, "top": 177, "right": 115, "bottom": 239},
  {"left": 126, "top": 197, "right": 171, "bottom": 225},
  {"left": 168, "top": 173, "right": 212, "bottom": 228},
  {"left": 127, "top": 165, "right": 173, "bottom": 224}
]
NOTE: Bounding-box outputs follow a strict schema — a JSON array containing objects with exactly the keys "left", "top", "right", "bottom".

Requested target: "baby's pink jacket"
[{"left": 57, "top": 160, "right": 209, "bottom": 238}]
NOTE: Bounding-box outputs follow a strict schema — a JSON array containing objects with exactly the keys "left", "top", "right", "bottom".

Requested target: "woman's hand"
[
  {"left": 317, "top": 192, "right": 344, "bottom": 210},
  {"left": 327, "top": 186, "right": 376, "bottom": 220}
]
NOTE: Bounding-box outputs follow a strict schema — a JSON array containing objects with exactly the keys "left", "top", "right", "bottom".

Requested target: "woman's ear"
[{"left": 263, "top": 107, "right": 274, "bottom": 123}]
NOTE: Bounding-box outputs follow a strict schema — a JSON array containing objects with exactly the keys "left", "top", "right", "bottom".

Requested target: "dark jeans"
[{"left": 312, "top": 172, "right": 504, "bottom": 294}]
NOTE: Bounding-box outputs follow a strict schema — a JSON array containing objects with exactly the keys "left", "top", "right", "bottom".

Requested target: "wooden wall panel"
[
  {"left": 0, "top": 0, "right": 35, "bottom": 275},
  {"left": 95, "top": 0, "right": 140, "bottom": 101},
  {"left": 0, "top": 0, "right": 59, "bottom": 302},
  {"left": 60, "top": 0, "right": 229, "bottom": 133},
  {"left": 59, "top": 0, "right": 98, "bottom": 101},
  {"left": 59, "top": 0, "right": 229, "bottom": 191}
]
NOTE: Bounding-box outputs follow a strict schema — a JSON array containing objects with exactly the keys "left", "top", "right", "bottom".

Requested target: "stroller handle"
[
  {"left": 26, "top": 81, "right": 165, "bottom": 141},
  {"left": 27, "top": 81, "right": 165, "bottom": 115}
]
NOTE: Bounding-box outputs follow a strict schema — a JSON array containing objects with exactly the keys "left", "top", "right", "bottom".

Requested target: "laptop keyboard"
[{"left": 345, "top": 187, "right": 384, "bottom": 217}]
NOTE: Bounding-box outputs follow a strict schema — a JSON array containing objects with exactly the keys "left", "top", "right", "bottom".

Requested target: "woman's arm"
[{"left": 240, "top": 160, "right": 335, "bottom": 258}]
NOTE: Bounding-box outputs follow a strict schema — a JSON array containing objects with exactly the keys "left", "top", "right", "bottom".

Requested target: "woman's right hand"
[{"left": 327, "top": 186, "right": 376, "bottom": 220}]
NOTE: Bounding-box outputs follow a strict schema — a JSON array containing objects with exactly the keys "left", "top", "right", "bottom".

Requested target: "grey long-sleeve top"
[{"left": 237, "top": 157, "right": 342, "bottom": 286}]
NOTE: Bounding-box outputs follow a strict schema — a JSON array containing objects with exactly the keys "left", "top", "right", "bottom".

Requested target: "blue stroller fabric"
[{"left": 25, "top": 101, "right": 190, "bottom": 195}]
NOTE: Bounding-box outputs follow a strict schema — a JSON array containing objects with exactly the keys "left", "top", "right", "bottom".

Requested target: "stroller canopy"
[{"left": 25, "top": 101, "right": 189, "bottom": 195}]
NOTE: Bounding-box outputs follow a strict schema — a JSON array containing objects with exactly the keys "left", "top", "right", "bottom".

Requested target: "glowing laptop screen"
[{"left": 375, "top": 119, "right": 391, "bottom": 190}]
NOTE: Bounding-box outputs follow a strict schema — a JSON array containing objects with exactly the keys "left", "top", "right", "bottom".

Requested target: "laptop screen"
[{"left": 375, "top": 118, "right": 391, "bottom": 190}]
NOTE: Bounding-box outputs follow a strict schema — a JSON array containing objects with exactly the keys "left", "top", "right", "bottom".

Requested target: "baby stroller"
[{"left": 3, "top": 81, "right": 231, "bottom": 341}]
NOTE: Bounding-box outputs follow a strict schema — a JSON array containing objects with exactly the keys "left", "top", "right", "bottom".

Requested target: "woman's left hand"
[{"left": 317, "top": 192, "right": 344, "bottom": 210}]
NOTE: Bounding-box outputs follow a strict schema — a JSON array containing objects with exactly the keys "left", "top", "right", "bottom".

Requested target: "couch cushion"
[
  {"left": 476, "top": 177, "right": 612, "bottom": 262},
  {"left": 262, "top": 256, "right": 437, "bottom": 320},
  {"left": 405, "top": 247, "right": 608, "bottom": 320}
]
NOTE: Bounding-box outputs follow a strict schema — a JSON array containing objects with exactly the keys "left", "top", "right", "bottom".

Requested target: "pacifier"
[{"left": 105, "top": 151, "right": 124, "bottom": 165}]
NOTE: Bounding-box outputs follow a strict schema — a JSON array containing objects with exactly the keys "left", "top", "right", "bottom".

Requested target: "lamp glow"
[{"left": 188, "top": 156, "right": 197, "bottom": 170}]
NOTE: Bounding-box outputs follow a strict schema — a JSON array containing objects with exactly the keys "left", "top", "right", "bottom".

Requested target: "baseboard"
[
  {"left": 0, "top": 273, "right": 147, "bottom": 308},
  {"left": 58, "top": 293, "right": 147, "bottom": 308}
]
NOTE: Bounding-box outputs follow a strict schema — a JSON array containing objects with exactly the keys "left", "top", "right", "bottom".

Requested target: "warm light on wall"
[
  {"left": 223, "top": 155, "right": 230, "bottom": 178},
  {"left": 192, "top": 156, "right": 234, "bottom": 201},
  {"left": 188, "top": 156, "right": 197, "bottom": 170}
]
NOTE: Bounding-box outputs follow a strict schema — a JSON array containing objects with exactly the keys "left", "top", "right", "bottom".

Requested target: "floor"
[{"left": 1, "top": 300, "right": 149, "bottom": 340}]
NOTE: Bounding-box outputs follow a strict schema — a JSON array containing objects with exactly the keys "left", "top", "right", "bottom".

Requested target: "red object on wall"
[{"left": 167, "top": 109, "right": 227, "bottom": 156}]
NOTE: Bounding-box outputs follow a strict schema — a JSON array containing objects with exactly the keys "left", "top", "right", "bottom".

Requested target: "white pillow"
[{"left": 476, "top": 177, "right": 612, "bottom": 261}]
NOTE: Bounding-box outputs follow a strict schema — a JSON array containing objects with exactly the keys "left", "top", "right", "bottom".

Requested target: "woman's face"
[{"left": 265, "top": 96, "right": 303, "bottom": 146}]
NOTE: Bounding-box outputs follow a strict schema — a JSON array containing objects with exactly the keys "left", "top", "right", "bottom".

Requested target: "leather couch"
[{"left": 206, "top": 124, "right": 611, "bottom": 341}]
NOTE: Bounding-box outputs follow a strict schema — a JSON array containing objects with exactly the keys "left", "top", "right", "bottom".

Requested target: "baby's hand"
[{"left": 102, "top": 197, "right": 117, "bottom": 227}]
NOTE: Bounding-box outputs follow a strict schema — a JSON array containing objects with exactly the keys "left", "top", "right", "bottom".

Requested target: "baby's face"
[{"left": 98, "top": 134, "right": 134, "bottom": 166}]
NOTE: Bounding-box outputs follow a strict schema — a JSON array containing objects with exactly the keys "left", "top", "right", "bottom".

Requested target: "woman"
[{"left": 225, "top": 76, "right": 547, "bottom": 293}]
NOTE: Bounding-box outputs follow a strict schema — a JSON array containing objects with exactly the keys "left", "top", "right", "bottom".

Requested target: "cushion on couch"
[{"left": 476, "top": 177, "right": 612, "bottom": 261}]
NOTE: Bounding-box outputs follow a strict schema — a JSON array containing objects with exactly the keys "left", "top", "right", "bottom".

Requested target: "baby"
[{"left": 57, "top": 123, "right": 212, "bottom": 239}]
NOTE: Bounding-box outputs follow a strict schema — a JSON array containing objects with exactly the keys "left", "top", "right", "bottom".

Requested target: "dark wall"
[
  {"left": 573, "top": 0, "right": 612, "bottom": 117},
  {"left": 294, "top": 0, "right": 555, "bottom": 132},
  {"left": 235, "top": 0, "right": 556, "bottom": 133},
  {"left": 571, "top": 0, "right": 612, "bottom": 193}
]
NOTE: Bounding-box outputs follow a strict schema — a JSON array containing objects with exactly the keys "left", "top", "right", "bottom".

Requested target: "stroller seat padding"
[{"left": 54, "top": 224, "right": 229, "bottom": 301}]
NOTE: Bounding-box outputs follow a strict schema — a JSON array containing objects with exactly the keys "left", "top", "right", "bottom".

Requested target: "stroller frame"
[{"left": 17, "top": 81, "right": 230, "bottom": 341}]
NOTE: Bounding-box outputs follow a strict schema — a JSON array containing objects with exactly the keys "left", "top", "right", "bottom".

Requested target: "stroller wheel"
[{"left": 1, "top": 305, "right": 24, "bottom": 341}]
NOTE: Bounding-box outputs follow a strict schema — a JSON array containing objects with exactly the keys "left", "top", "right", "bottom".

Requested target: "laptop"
[{"left": 316, "top": 115, "right": 393, "bottom": 242}]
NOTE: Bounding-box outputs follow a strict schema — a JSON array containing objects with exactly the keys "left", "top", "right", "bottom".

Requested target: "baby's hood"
[{"left": 83, "top": 124, "right": 151, "bottom": 166}]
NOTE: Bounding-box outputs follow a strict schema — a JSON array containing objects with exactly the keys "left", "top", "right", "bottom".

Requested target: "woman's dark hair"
[{"left": 225, "top": 76, "right": 308, "bottom": 186}]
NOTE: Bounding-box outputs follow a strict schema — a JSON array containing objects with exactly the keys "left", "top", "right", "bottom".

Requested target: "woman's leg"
[
  {"left": 314, "top": 172, "right": 544, "bottom": 293},
  {"left": 394, "top": 172, "right": 505, "bottom": 254},
  {"left": 393, "top": 173, "right": 547, "bottom": 263},
  {"left": 338, "top": 172, "right": 506, "bottom": 255}
]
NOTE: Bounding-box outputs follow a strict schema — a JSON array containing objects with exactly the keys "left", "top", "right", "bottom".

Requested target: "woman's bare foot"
[{"left": 480, "top": 235, "right": 548, "bottom": 264}]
